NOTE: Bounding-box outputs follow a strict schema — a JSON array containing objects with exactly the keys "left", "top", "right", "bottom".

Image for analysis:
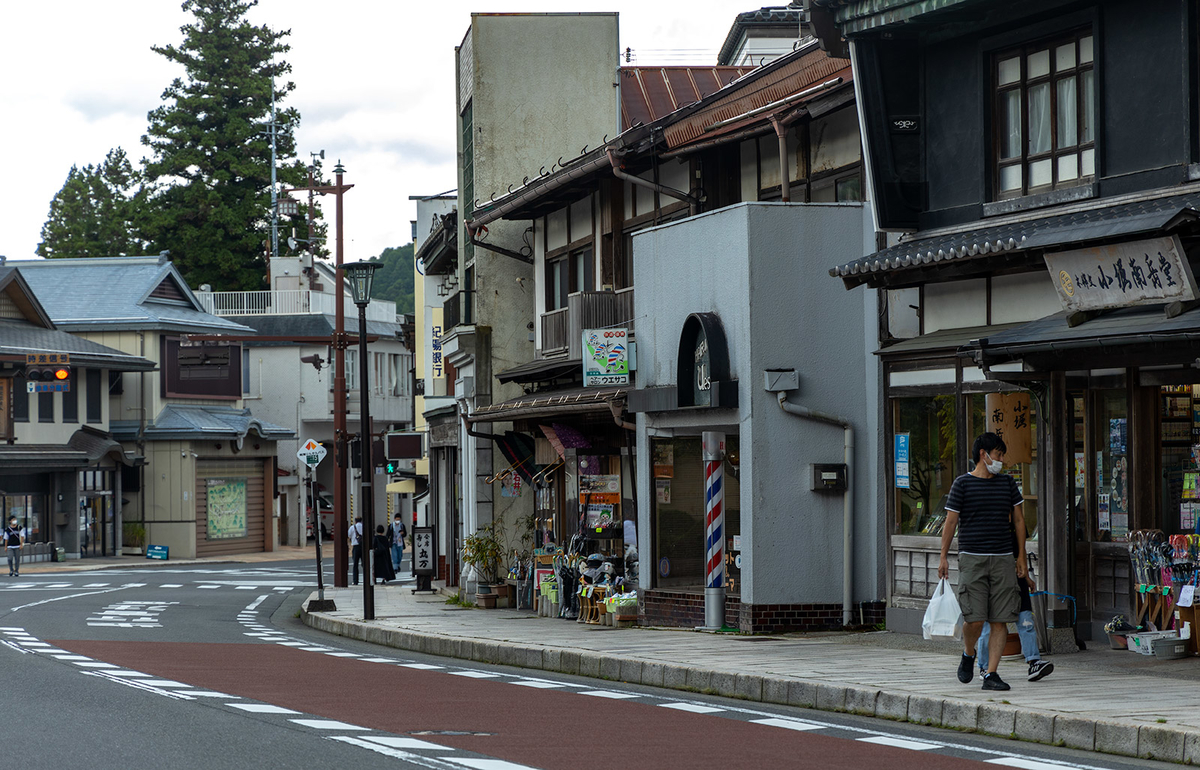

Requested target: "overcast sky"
[{"left": 0, "top": 2, "right": 751, "bottom": 268}]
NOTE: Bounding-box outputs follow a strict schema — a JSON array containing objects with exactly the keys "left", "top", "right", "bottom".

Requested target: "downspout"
[
  {"left": 608, "top": 398, "right": 638, "bottom": 556},
  {"left": 776, "top": 390, "right": 855, "bottom": 627},
  {"left": 606, "top": 148, "right": 700, "bottom": 217},
  {"left": 769, "top": 115, "right": 790, "bottom": 202}
]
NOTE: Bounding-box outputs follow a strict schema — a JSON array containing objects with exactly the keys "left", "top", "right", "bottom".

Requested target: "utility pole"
[{"left": 284, "top": 161, "right": 354, "bottom": 587}]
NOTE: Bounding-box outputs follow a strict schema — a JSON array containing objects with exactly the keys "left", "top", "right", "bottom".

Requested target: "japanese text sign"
[
  {"left": 583, "top": 328, "right": 629, "bottom": 387},
  {"left": 984, "top": 392, "right": 1032, "bottom": 465},
  {"left": 1045, "top": 235, "right": 1198, "bottom": 313}
]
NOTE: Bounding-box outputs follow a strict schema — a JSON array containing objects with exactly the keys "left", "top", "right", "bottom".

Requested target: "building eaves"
[
  {"left": 0, "top": 319, "right": 157, "bottom": 371},
  {"left": 717, "top": 6, "right": 805, "bottom": 65},
  {"left": 810, "top": 0, "right": 989, "bottom": 36},
  {"left": 144, "top": 404, "right": 294, "bottom": 441}
]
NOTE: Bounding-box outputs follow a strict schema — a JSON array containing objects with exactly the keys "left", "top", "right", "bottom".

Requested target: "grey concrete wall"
[{"left": 633, "top": 202, "right": 880, "bottom": 608}]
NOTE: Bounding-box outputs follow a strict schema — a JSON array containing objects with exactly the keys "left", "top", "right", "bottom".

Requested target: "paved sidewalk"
[
  {"left": 303, "top": 583, "right": 1200, "bottom": 764},
  {"left": 14, "top": 544, "right": 329, "bottom": 574}
]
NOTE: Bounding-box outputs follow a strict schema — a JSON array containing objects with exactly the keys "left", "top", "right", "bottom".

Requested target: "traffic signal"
[
  {"left": 385, "top": 460, "right": 398, "bottom": 474},
  {"left": 27, "top": 365, "right": 70, "bottom": 382}
]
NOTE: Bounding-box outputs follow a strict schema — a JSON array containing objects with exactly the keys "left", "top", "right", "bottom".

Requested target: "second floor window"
[
  {"left": 545, "top": 246, "right": 594, "bottom": 311},
  {"left": 995, "top": 30, "right": 1095, "bottom": 199}
]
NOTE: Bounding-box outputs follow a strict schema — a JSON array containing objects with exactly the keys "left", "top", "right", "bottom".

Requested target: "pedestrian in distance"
[
  {"left": 978, "top": 570, "right": 1054, "bottom": 682},
  {"left": 373, "top": 525, "right": 396, "bottom": 584},
  {"left": 5, "top": 517, "right": 22, "bottom": 577},
  {"left": 388, "top": 513, "right": 407, "bottom": 572},
  {"left": 938, "top": 431, "right": 1027, "bottom": 691},
  {"left": 349, "top": 515, "right": 364, "bottom": 586}
]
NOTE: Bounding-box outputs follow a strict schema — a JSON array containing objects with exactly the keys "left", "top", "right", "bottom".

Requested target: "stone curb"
[{"left": 301, "top": 608, "right": 1192, "bottom": 763}]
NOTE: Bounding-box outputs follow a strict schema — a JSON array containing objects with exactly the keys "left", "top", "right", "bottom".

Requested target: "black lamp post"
[{"left": 344, "top": 259, "right": 380, "bottom": 620}]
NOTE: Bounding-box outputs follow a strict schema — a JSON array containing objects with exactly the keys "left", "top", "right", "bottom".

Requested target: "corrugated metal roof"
[
  {"left": 662, "top": 47, "right": 852, "bottom": 150},
  {"left": 620, "top": 66, "right": 755, "bottom": 130}
]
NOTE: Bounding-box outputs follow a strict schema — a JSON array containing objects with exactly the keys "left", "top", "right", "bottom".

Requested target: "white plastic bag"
[{"left": 922, "top": 578, "right": 963, "bottom": 641}]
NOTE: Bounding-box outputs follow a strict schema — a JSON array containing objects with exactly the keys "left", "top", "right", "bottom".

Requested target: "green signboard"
[{"left": 206, "top": 478, "right": 248, "bottom": 539}]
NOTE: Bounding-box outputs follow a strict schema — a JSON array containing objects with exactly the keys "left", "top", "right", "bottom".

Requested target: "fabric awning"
[{"left": 386, "top": 479, "right": 417, "bottom": 494}]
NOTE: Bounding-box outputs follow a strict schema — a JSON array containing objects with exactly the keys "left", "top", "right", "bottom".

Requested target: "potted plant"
[
  {"left": 122, "top": 522, "right": 146, "bottom": 555},
  {"left": 461, "top": 519, "right": 504, "bottom": 605}
]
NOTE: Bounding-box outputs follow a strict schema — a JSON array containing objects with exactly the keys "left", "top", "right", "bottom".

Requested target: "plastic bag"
[{"left": 922, "top": 578, "right": 963, "bottom": 641}]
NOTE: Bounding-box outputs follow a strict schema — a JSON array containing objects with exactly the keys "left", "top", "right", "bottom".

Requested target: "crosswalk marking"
[
  {"left": 290, "top": 719, "right": 368, "bottom": 730},
  {"left": 580, "top": 690, "right": 640, "bottom": 700},
  {"left": 659, "top": 702, "right": 723, "bottom": 714},
  {"left": 449, "top": 671, "right": 499, "bottom": 679},
  {"left": 751, "top": 717, "right": 824, "bottom": 732},
  {"left": 398, "top": 663, "right": 444, "bottom": 670},
  {"left": 858, "top": 736, "right": 940, "bottom": 751},
  {"left": 228, "top": 704, "right": 300, "bottom": 714},
  {"left": 359, "top": 736, "right": 455, "bottom": 751}
]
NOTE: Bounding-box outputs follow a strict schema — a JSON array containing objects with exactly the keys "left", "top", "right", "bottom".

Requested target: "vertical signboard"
[
  {"left": 429, "top": 307, "right": 445, "bottom": 385},
  {"left": 894, "top": 432, "right": 911, "bottom": 489},
  {"left": 412, "top": 526, "right": 436, "bottom": 577},
  {"left": 984, "top": 392, "right": 1033, "bottom": 464},
  {"left": 582, "top": 328, "right": 629, "bottom": 386}
]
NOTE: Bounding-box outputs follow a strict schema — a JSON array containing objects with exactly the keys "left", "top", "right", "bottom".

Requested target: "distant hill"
[{"left": 370, "top": 243, "right": 414, "bottom": 315}]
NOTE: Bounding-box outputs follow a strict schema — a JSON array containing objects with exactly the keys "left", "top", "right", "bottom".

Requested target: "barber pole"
[{"left": 701, "top": 431, "right": 725, "bottom": 630}]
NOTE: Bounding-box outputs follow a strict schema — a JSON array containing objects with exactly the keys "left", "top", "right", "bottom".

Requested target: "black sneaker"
[
  {"left": 1027, "top": 660, "right": 1054, "bottom": 682},
  {"left": 957, "top": 653, "right": 976, "bottom": 683},
  {"left": 982, "top": 672, "right": 1010, "bottom": 691}
]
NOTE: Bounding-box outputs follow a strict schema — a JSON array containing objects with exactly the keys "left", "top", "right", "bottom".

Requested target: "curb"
[{"left": 301, "top": 607, "right": 1199, "bottom": 764}]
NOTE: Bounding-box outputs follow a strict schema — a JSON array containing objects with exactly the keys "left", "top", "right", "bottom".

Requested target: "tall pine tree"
[
  {"left": 37, "top": 148, "right": 146, "bottom": 259},
  {"left": 140, "top": 0, "right": 308, "bottom": 290}
]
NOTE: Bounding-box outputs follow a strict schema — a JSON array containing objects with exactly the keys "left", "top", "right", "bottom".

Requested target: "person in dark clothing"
[{"left": 373, "top": 525, "right": 396, "bottom": 584}]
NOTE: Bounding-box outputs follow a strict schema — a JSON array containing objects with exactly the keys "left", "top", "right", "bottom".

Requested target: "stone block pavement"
[{"left": 304, "top": 583, "right": 1200, "bottom": 765}]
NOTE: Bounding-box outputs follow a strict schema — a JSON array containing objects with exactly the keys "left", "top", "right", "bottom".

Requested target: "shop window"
[
  {"left": 1160, "top": 385, "right": 1198, "bottom": 537},
  {"left": 892, "top": 395, "right": 958, "bottom": 536},
  {"left": 1094, "top": 390, "right": 1128, "bottom": 541},
  {"left": 993, "top": 29, "right": 1095, "bottom": 199},
  {"left": 967, "top": 392, "right": 1039, "bottom": 540},
  {"left": 650, "top": 437, "right": 740, "bottom": 592}
]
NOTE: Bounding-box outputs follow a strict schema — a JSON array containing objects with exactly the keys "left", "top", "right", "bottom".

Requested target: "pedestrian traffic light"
[{"left": 385, "top": 460, "right": 398, "bottom": 474}]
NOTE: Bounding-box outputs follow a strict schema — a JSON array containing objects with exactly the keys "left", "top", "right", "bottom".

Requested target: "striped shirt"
[{"left": 945, "top": 472, "right": 1023, "bottom": 555}]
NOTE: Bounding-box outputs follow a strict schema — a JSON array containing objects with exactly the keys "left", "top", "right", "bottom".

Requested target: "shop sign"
[
  {"left": 583, "top": 328, "right": 629, "bottom": 387},
  {"left": 676, "top": 313, "right": 735, "bottom": 409},
  {"left": 1044, "top": 235, "right": 1199, "bottom": 313},
  {"left": 428, "top": 421, "right": 457, "bottom": 448},
  {"left": 412, "top": 526, "right": 436, "bottom": 576},
  {"left": 984, "top": 392, "right": 1033, "bottom": 465},
  {"left": 894, "top": 432, "right": 911, "bottom": 489},
  {"left": 429, "top": 307, "right": 445, "bottom": 381}
]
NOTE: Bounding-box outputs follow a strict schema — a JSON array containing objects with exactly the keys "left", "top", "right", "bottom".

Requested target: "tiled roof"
[
  {"left": 0, "top": 319, "right": 156, "bottom": 370},
  {"left": 11, "top": 256, "right": 253, "bottom": 334},
  {"left": 144, "top": 405, "right": 292, "bottom": 441},
  {"left": 227, "top": 314, "right": 401, "bottom": 344},
  {"left": 717, "top": 6, "right": 805, "bottom": 65},
  {"left": 831, "top": 190, "right": 1200, "bottom": 289}
]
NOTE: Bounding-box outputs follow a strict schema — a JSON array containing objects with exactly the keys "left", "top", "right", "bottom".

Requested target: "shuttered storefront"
[{"left": 195, "top": 460, "right": 266, "bottom": 557}]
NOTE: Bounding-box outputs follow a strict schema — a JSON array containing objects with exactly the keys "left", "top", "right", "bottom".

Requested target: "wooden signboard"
[{"left": 984, "top": 392, "right": 1033, "bottom": 465}]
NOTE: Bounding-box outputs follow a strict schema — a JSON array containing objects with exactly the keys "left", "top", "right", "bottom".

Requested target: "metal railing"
[
  {"left": 540, "top": 289, "right": 635, "bottom": 358},
  {"left": 196, "top": 290, "right": 397, "bottom": 323},
  {"left": 444, "top": 290, "right": 475, "bottom": 330}
]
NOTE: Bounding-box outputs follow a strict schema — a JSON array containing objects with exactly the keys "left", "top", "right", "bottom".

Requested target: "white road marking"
[
  {"left": 750, "top": 717, "right": 825, "bottom": 732},
  {"left": 446, "top": 759, "right": 542, "bottom": 770},
  {"left": 277, "top": 642, "right": 307, "bottom": 647},
  {"left": 161, "top": 584, "right": 184, "bottom": 588},
  {"left": 18, "top": 642, "right": 52, "bottom": 648},
  {"left": 324, "top": 652, "right": 360, "bottom": 658},
  {"left": 328, "top": 736, "right": 460, "bottom": 769},
  {"left": 0, "top": 627, "right": 25, "bottom": 631},
  {"left": 228, "top": 704, "right": 301, "bottom": 714},
  {"left": 359, "top": 736, "right": 455, "bottom": 751},
  {"left": 290, "top": 719, "right": 369, "bottom": 730},
  {"left": 580, "top": 690, "right": 640, "bottom": 700},
  {"left": 74, "top": 662, "right": 118, "bottom": 668},
  {"left": 359, "top": 657, "right": 398, "bottom": 663},
  {"left": 105, "top": 671, "right": 156, "bottom": 678},
  {"left": 985, "top": 760, "right": 1079, "bottom": 770},
  {"left": 398, "top": 663, "right": 444, "bottom": 670},
  {"left": 189, "top": 691, "right": 237, "bottom": 698},
  {"left": 857, "top": 736, "right": 940, "bottom": 750},
  {"left": 509, "top": 680, "right": 564, "bottom": 689},
  {"left": 82, "top": 584, "right": 109, "bottom": 588},
  {"left": 198, "top": 586, "right": 220, "bottom": 589},
  {"left": 659, "top": 702, "right": 724, "bottom": 714},
  {"left": 10, "top": 584, "right": 135, "bottom": 611},
  {"left": 53, "top": 655, "right": 92, "bottom": 661},
  {"left": 139, "top": 680, "right": 193, "bottom": 689},
  {"left": 299, "top": 646, "right": 332, "bottom": 652},
  {"left": 449, "top": 671, "right": 499, "bottom": 679}
]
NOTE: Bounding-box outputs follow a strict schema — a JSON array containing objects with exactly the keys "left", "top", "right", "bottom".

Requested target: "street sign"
[
  {"left": 146, "top": 545, "right": 169, "bottom": 560},
  {"left": 297, "top": 438, "right": 327, "bottom": 468}
]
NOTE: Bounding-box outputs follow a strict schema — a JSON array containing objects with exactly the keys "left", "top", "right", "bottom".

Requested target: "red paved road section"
[{"left": 56, "top": 641, "right": 992, "bottom": 770}]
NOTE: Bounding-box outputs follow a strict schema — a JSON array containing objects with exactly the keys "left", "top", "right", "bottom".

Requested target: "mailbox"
[{"left": 810, "top": 463, "right": 848, "bottom": 493}]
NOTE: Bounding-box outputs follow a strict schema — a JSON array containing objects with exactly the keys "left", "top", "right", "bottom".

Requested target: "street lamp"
[{"left": 344, "top": 259, "right": 380, "bottom": 620}]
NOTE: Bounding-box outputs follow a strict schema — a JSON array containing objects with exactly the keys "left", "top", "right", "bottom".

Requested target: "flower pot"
[
  {"left": 1002, "top": 632, "right": 1022, "bottom": 657},
  {"left": 476, "top": 593, "right": 497, "bottom": 609},
  {"left": 1107, "top": 633, "right": 1128, "bottom": 650}
]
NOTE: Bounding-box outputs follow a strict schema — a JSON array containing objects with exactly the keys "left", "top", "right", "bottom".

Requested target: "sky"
[{"left": 0, "top": 1, "right": 751, "bottom": 268}]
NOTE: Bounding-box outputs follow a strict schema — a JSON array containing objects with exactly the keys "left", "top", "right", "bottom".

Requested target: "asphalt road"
[{"left": 0, "top": 559, "right": 1180, "bottom": 770}]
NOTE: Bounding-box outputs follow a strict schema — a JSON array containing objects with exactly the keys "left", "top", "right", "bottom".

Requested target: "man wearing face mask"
[{"left": 938, "top": 431, "right": 1027, "bottom": 691}]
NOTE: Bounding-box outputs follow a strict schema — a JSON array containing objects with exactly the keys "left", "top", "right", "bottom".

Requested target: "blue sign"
[
  {"left": 146, "top": 544, "right": 169, "bottom": 561},
  {"left": 894, "top": 432, "right": 911, "bottom": 489}
]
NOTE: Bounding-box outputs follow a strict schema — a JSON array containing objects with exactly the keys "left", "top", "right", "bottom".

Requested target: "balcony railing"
[
  {"left": 444, "top": 290, "right": 475, "bottom": 330},
  {"left": 197, "top": 290, "right": 398, "bottom": 323},
  {"left": 540, "top": 289, "right": 635, "bottom": 358}
]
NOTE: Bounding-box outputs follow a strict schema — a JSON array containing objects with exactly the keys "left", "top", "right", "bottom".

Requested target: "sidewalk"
[
  {"left": 16, "top": 544, "right": 329, "bottom": 574},
  {"left": 303, "top": 583, "right": 1200, "bottom": 764}
]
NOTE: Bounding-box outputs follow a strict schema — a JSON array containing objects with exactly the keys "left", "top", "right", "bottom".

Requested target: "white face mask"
[{"left": 985, "top": 457, "right": 1004, "bottom": 475}]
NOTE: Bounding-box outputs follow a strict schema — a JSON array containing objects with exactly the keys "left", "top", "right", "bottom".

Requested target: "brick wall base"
[{"left": 641, "top": 589, "right": 885, "bottom": 634}]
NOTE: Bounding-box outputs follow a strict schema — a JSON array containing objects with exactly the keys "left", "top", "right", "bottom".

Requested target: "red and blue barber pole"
[{"left": 702, "top": 431, "right": 725, "bottom": 630}]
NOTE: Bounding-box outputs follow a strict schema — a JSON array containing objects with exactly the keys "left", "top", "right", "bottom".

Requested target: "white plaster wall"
[
  {"left": 991, "top": 271, "right": 1061, "bottom": 324},
  {"left": 923, "top": 278, "right": 988, "bottom": 332}
]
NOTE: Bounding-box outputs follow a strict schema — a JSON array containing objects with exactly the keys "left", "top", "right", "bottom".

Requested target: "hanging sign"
[
  {"left": 894, "top": 432, "right": 911, "bottom": 489},
  {"left": 430, "top": 307, "right": 445, "bottom": 382},
  {"left": 984, "top": 392, "right": 1033, "bottom": 465},
  {"left": 1045, "top": 235, "right": 1199, "bottom": 312},
  {"left": 583, "top": 328, "right": 629, "bottom": 386}
]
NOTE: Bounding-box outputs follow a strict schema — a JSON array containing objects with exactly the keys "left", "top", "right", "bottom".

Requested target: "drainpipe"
[
  {"left": 776, "top": 390, "right": 855, "bottom": 627},
  {"left": 606, "top": 148, "right": 700, "bottom": 217},
  {"left": 769, "top": 115, "right": 790, "bottom": 202}
]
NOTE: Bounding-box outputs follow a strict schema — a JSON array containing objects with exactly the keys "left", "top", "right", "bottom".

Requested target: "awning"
[
  {"left": 386, "top": 479, "right": 417, "bottom": 494},
  {"left": 416, "top": 211, "right": 457, "bottom": 276},
  {"left": 468, "top": 386, "right": 627, "bottom": 423},
  {"left": 877, "top": 323, "right": 1021, "bottom": 357},
  {"left": 496, "top": 357, "right": 581, "bottom": 385},
  {"left": 830, "top": 190, "right": 1200, "bottom": 289},
  {"left": 972, "top": 304, "right": 1200, "bottom": 369}
]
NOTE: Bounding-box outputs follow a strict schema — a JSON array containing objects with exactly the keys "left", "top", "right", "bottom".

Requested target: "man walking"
[
  {"left": 388, "top": 513, "right": 407, "bottom": 573},
  {"left": 5, "top": 517, "right": 23, "bottom": 577},
  {"left": 349, "top": 515, "right": 364, "bottom": 586},
  {"left": 938, "top": 432, "right": 1027, "bottom": 691}
]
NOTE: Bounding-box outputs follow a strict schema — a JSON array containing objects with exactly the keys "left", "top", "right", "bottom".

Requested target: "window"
[
  {"left": 373, "top": 352, "right": 385, "bottom": 395},
  {"left": 86, "top": 369, "right": 102, "bottom": 423},
  {"left": 389, "top": 354, "right": 404, "bottom": 397},
  {"left": 344, "top": 348, "right": 357, "bottom": 391},
  {"left": 242, "top": 349, "right": 251, "bottom": 395},
  {"left": 63, "top": 371, "right": 78, "bottom": 423},
  {"left": 38, "top": 391, "right": 54, "bottom": 423},
  {"left": 13, "top": 375, "right": 28, "bottom": 423},
  {"left": 994, "top": 30, "right": 1095, "bottom": 198},
  {"left": 544, "top": 246, "right": 594, "bottom": 311}
]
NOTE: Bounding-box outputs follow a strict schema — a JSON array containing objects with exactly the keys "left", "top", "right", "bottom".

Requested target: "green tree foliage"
[
  {"left": 36, "top": 148, "right": 146, "bottom": 259},
  {"left": 139, "top": 0, "right": 309, "bottom": 290},
  {"left": 368, "top": 244, "right": 415, "bottom": 315}
]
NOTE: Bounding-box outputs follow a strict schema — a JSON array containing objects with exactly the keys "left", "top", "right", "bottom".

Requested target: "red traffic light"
[
  {"left": 27, "top": 366, "right": 71, "bottom": 381},
  {"left": 54, "top": 367, "right": 69, "bottom": 380}
]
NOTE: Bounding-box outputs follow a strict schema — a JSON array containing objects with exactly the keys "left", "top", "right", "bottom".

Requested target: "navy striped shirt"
[{"left": 945, "top": 473, "right": 1023, "bottom": 554}]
